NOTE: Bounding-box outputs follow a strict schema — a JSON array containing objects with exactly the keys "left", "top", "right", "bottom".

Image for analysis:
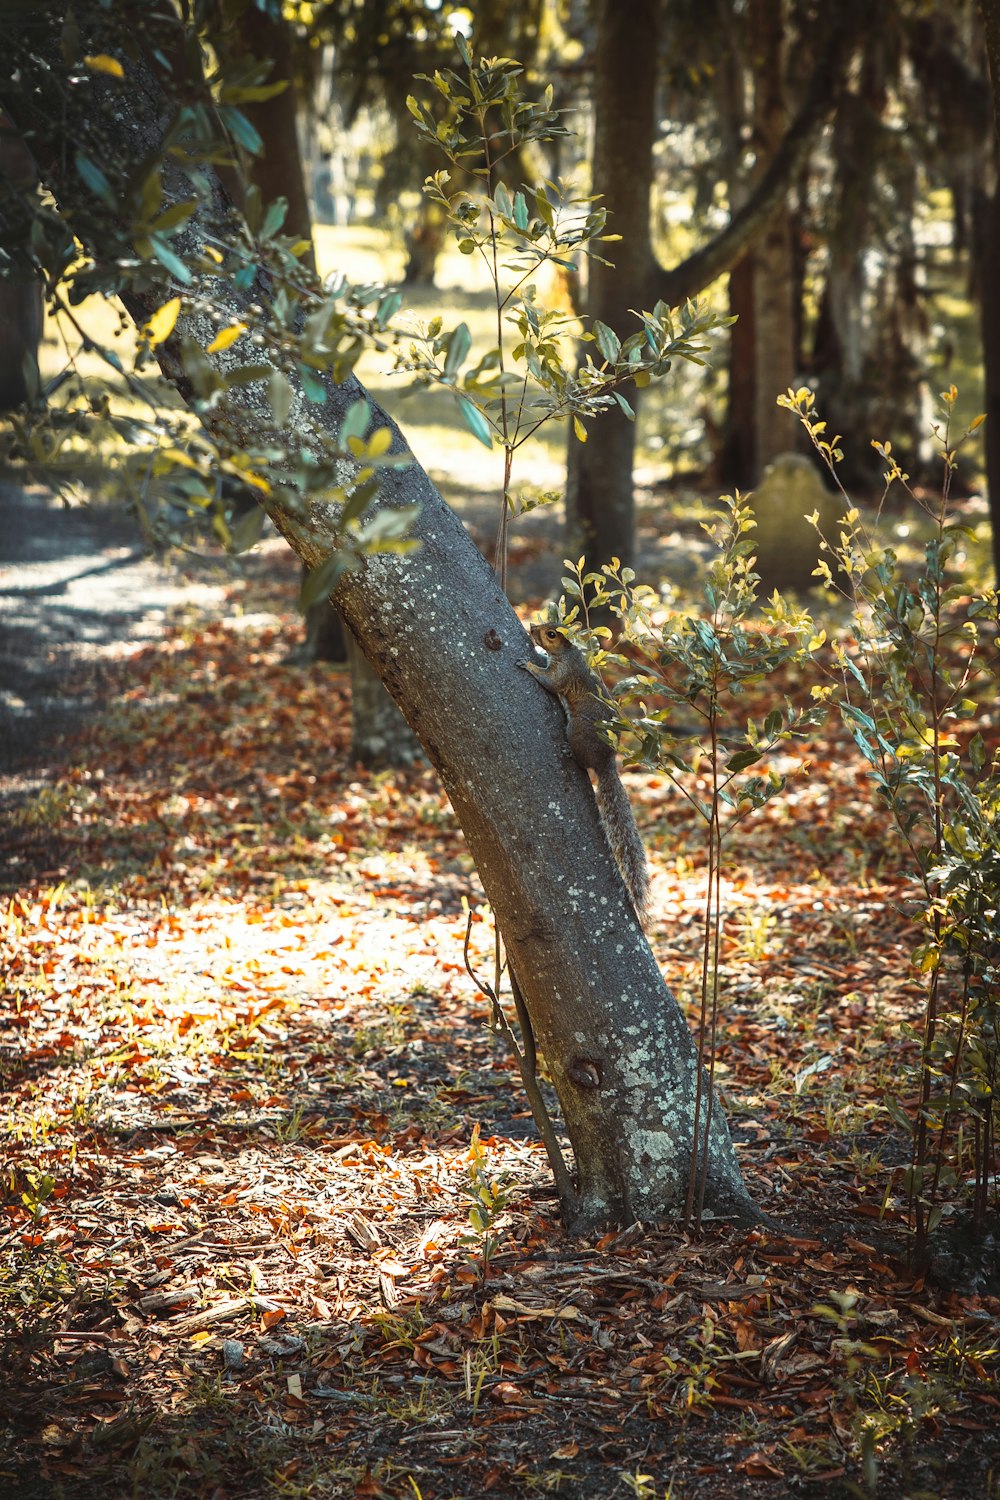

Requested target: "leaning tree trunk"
[{"left": 1, "top": 5, "right": 754, "bottom": 1231}]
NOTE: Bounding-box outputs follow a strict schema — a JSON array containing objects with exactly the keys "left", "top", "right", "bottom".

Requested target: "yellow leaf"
[
  {"left": 145, "top": 296, "right": 181, "bottom": 346},
  {"left": 189, "top": 1330, "right": 213, "bottom": 1347},
  {"left": 573, "top": 415, "right": 587, "bottom": 443},
  {"left": 207, "top": 322, "right": 247, "bottom": 354},
  {"left": 203, "top": 244, "right": 224, "bottom": 264},
  {"left": 84, "top": 53, "right": 124, "bottom": 78},
  {"left": 289, "top": 239, "right": 313, "bottom": 258},
  {"left": 367, "top": 426, "right": 392, "bottom": 458},
  {"left": 151, "top": 448, "right": 199, "bottom": 474},
  {"left": 238, "top": 469, "right": 271, "bottom": 494}
]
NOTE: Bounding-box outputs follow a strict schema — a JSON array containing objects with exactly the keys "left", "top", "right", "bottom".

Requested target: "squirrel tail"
[{"left": 595, "top": 764, "right": 650, "bottom": 928}]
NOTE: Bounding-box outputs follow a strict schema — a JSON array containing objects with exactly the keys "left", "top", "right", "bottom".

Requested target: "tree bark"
[
  {"left": 216, "top": 3, "right": 429, "bottom": 749},
  {"left": 215, "top": 1, "right": 350, "bottom": 665},
  {"left": 977, "top": 0, "right": 1000, "bottom": 583},
  {"left": 721, "top": 254, "right": 757, "bottom": 485},
  {"left": 564, "top": 0, "right": 659, "bottom": 570},
  {"left": 568, "top": 0, "right": 871, "bottom": 567},
  {"left": 0, "top": 117, "right": 42, "bottom": 410},
  {"left": 345, "top": 633, "right": 422, "bottom": 768},
  {"left": 222, "top": 0, "right": 314, "bottom": 262},
  {"left": 977, "top": 184, "right": 1000, "bottom": 587},
  {"left": 650, "top": 0, "right": 873, "bottom": 310},
  {"left": 1, "top": 5, "right": 754, "bottom": 1231},
  {"left": 747, "top": 0, "right": 797, "bottom": 474}
]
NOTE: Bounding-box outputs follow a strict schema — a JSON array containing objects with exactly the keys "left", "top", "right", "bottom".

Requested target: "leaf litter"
[{"left": 1, "top": 539, "right": 999, "bottom": 1500}]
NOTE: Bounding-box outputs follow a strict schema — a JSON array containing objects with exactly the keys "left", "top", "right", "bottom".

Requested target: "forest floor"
[{"left": 2, "top": 480, "right": 1000, "bottom": 1500}]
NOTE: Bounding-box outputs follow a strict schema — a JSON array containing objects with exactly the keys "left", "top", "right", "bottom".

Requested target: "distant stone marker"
[{"left": 749, "top": 452, "right": 841, "bottom": 591}]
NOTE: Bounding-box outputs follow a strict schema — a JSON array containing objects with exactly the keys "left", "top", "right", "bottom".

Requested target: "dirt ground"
[
  {"left": 0, "top": 480, "right": 231, "bottom": 795},
  {"left": 3, "top": 480, "right": 1000, "bottom": 1500}
]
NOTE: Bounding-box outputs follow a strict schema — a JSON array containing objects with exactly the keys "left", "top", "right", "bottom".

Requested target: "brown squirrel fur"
[{"left": 519, "top": 624, "right": 649, "bottom": 927}]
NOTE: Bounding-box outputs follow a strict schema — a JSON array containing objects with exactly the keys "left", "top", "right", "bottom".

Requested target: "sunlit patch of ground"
[{"left": 3, "top": 502, "right": 999, "bottom": 1498}]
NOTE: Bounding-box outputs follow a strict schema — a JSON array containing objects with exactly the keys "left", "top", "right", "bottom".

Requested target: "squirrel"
[{"left": 519, "top": 623, "right": 650, "bottom": 927}]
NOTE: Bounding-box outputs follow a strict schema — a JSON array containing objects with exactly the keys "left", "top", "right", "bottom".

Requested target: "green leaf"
[
  {"left": 139, "top": 169, "right": 163, "bottom": 222},
  {"left": 763, "top": 708, "right": 782, "bottom": 741},
  {"left": 149, "top": 198, "right": 197, "bottom": 233},
  {"left": 593, "top": 320, "right": 621, "bottom": 365},
  {"left": 457, "top": 396, "right": 493, "bottom": 448},
  {"left": 340, "top": 398, "right": 370, "bottom": 445},
  {"left": 969, "top": 731, "right": 987, "bottom": 772},
  {"left": 269, "top": 370, "right": 293, "bottom": 426},
  {"left": 220, "top": 105, "right": 263, "bottom": 155},
  {"left": 223, "top": 363, "right": 272, "bottom": 388},
  {"left": 228, "top": 504, "right": 266, "bottom": 554},
  {"left": 355, "top": 503, "right": 422, "bottom": 548},
  {"left": 300, "top": 554, "right": 350, "bottom": 611},
  {"left": 513, "top": 191, "right": 529, "bottom": 231},
  {"left": 219, "top": 80, "right": 289, "bottom": 105},
  {"left": 727, "top": 748, "right": 763, "bottom": 773},
  {"left": 147, "top": 232, "right": 192, "bottom": 285},
  {"left": 260, "top": 197, "right": 288, "bottom": 240},
  {"left": 533, "top": 185, "right": 555, "bottom": 229},
  {"left": 340, "top": 475, "right": 381, "bottom": 528},
  {"left": 377, "top": 291, "right": 402, "bottom": 326},
  {"left": 75, "top": 153, "right": 116, "bottom": 208},
  {"left": 444, "top": 322, "right": 472, "bottom": 379},
  {"left": 298, "top": 364, "right": 327, "bottom": 404}
]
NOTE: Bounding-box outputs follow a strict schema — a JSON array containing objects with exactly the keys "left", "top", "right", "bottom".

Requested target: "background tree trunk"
[
  {"left": 0, "top": 117, "right": 42, "bottom": 411},
  {"left": 721, "top": 257, "right": 757, "bottom": 484},
  {"left": 748, "top": 0, "right": 797, "bottom": 474},
  {"left": 977, "top": 0, "right": 1000, "bottom": 583},
  {"left": 218, "top": 1, "right": 425, "bottom": 760},
  {"left": 571, "top": 0, "right": 867, "bottom": 567},
  {"left": 1, "top": 9, "right": 754, "bottom": 1231},
  {"left": 217, "top": 0, "right": 349, "bottom": 666},
  {"left": 978, "top": 183, "right": 1000, "bottom": 585},
  {"left": 346, "top": 634, "right": 423, "bottom": 768},
  {"left": 564, "top": 0, "right": 659, "bottom": 571},
  {"left": 723, "top": 0, "right": 801, "bottom": 486}
]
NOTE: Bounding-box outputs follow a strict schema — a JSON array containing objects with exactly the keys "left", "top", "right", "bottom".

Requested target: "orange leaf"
[{"left": 742, "top": 1454, "right": 784, "bottom": 1479}]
